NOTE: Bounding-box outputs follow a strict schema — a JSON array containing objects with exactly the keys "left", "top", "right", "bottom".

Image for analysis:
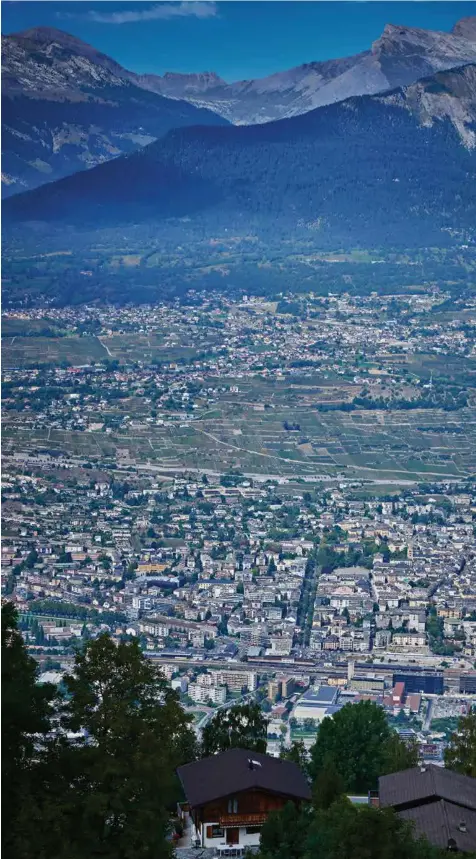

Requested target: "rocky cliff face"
[
  {"left": 1, "top": 28, "right": 227, "bottom": 196},
  {"left": 136, "top": 18, "right": 476, "bottom": 124},
  {"left": 452, "top": 17, "right": 476, "bottom": 41}
]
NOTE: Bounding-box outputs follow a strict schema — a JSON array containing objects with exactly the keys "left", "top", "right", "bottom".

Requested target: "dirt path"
[
  {"left": 191, "top": 425, "right": 314, "bottom": 468},
  {"left": 98, "top": 337, "right": 112, "bottom": 357}
]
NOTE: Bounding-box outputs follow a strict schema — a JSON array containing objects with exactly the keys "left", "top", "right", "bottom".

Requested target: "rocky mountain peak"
[
  {"left": 452, "top": 17, "right": 476, "bottom": 42},
  {"left": 372, "top": 18, "right": 476, "bottom": 56},
  {"left": 7, "top": 26, "right": 133, "bottom": 87},
  {"left": 163, "top": 70, "right": 225, "bottom": 85},
  {"left": 13, "top": 26, "right": 91, "bottom": 50}
]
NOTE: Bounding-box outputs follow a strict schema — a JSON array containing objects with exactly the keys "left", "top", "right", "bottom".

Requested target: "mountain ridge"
[
  {"left": 3, "top": 18, "right": 476, "bottom": 200},
  {"left": 135, "top": 17, "right": 476, "bottom": 123},
  {"left": 1, "top": 27, "right": 228, "bottom": 196},
  {"left": 5, "top": 63, "right": 475, "bottom": 252}
]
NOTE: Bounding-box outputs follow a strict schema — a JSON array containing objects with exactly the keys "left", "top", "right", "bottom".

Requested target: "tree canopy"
[
  {"left": 1, "top": 604, "right": 198, "bottom": 859},
  {"left": 54, "top": 633, "right": 198, "bottom": 858},
  {"left": 444, "top": 710, "right": 476, "bottom": 778},
  {"left": 5, "top": 599, "right": 474, "bottom": 859},
  {"left": 2, "top": 602, "right": 56, "bottom": 859},
  {"left": 201, "top": 701, "right": 268, "bottom": 757},
  {"left": 280, "top": 739, "right": 309, "bottom": 777},
  {"left": 304, "top": 798, "right": 445, "bottom": 859},
  {"left": 309, "top": 700, "right": 418, "bottom": 794},
  {"left": 259, "top": 797, "right": 445, "bottom": 859}
]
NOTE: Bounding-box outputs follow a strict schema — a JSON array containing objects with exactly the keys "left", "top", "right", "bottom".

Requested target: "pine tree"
[{"left": 2, "top": 602, "right": 55, "bottom": 859}]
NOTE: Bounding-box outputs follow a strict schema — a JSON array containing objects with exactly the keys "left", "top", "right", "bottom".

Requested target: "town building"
[{"left": 293, "top": 684, "right": 342, "bottom": 724}]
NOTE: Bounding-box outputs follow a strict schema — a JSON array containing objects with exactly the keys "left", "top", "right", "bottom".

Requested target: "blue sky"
[{"left": 3, "top": 1, "right": 476, "bottom": 81}]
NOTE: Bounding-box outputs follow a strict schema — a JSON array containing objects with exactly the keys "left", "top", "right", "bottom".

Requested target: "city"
[
  {"left": 2, "top": 291, "right": 476, "bottom": 768},
  {"left": 2, "top": 3, "right": 476, "bottom": 857}
]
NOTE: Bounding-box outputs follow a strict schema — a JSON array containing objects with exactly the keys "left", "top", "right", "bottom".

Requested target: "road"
[
  {"left": 193, "top": 692, "right": 256, "bottom": 736},
  {"left": 423, "top": 698, "right": 434, "bottom": 731}
]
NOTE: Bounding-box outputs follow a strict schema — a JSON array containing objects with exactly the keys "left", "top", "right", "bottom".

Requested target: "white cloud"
[{"left": 85, "top": 2, "right": 218, "bottom": 24}]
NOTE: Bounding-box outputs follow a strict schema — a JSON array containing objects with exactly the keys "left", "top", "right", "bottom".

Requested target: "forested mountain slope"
[{"left": 5, "top": 64, "right": 476, "bottom": 250}]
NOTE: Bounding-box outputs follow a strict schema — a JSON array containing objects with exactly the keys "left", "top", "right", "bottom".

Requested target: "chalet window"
[
  {"left": 245, "top": 826, "right": 262, "bottom": 835},
  {"left": 206, "top": 826, "right": 224, "bottom": 839},
  {"left": 227, "top": 797, "right": 238, "bottom": 814}
]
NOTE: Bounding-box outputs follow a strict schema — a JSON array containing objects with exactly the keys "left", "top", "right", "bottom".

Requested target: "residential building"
[{"left": 177, "top": 748, "right": 311, "bottom": 849}]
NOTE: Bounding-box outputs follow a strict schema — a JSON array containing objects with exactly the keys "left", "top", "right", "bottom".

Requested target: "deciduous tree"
[
  {"left": 57, "top": 633, "right": 197, "bottom": 859},
  {"left": 201, "top": 701, "right": 268, "bottom": 756},
  {"left": 280, "top": 740, "right": 309, "bottom": 776},
  {"left": 444, "top": 710, "right": 476, "bottom": 777},
  {"left": 305, "top": 798, "right": 445, "bottom": 859},
  {"left": 309, "top": 700, "right": 416, "bottom": 794},
  {"left": 259, "top": 800, "right": 311, "bottom": 859}
]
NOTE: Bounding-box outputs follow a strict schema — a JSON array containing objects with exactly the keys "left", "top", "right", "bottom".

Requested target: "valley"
[
  {"left": 3, "top": 10, "right": 476, "bottom": 850},
  {"left": 3, "top": 290, "right": 476, "bottom": 486}
]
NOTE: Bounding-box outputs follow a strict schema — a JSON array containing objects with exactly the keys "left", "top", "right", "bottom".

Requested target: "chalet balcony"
[{"left": 218, "top": 813, "right": 267, "bottom": 827}]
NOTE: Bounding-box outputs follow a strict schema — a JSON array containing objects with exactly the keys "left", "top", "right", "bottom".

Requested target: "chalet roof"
[
  {"left": 177, "top": 747, "right": 311, "bottom": 808},
  {"left": 399, "top": 799, "right": 476, "bottom": 852},
  {"left": 379, "top": 765, "right": 476, "bottom": 812}
]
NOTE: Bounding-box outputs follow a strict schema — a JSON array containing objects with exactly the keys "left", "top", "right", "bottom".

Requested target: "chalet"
[
  {"left": 379, "top": 765, "right": 476, "bottom": 853},
  {"left": 177, "top": 747, "right": 311, "bottom": 850}
]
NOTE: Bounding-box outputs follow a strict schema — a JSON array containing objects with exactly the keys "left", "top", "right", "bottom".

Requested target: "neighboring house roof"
[
  {"left": 379, "top": 765, "right": 476, "bottom": 813},
  {"left": 177, "top": 747, "right": 311, "bottom": 807},
  {"left": 399, "top": 799, "right": 476, "bottom": 853}
]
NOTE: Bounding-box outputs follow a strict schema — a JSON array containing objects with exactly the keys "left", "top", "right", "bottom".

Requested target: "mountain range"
[
  {"left": 137, "top": 18, "right": 476, "bottom": 124},
  {"left": 2, "top": 17, "right": 476, "bottom": 196},
  {"left": 1, "top": 27, "right": 228, "bottom": 196},
  {"left": 6, "top": 63, "right": 476, "bottom": 251}
]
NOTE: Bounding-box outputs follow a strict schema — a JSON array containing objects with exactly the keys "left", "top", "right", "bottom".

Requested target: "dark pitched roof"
[
  {"left": 177, "top": 747, "right": 311, "bottom": 807},
  {"left": 399, "top": 799, "right": 476, "bottom": 852},
  {"left": 379, "top": 765, "right": 476, "bottom": 812}
]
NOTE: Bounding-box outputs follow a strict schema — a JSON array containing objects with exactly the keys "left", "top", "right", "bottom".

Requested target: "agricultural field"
[
  {"left": 2, "top": 335, "right": 107, "bottom": 368},
  {"left": 3, "top": 389, "right": 476, "bottom": 484},
  {"left": 2, "top": 292, "right": 476, "bottom": 486}
]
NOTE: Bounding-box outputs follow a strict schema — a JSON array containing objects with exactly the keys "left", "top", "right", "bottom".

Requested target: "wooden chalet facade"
[{"left": 177, "top": 748, "right": 311, "bottom": 849}]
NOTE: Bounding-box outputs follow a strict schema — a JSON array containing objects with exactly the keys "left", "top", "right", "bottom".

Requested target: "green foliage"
[
  {"left": 26, "top": 598, "right": 127, "bottom": 626},
  {"left": 259, "top": 800, "right": 311, "bottom": 859},
  {"left": 280, "top": 740, "right": 309, "bottom": 776},
  {"left": 201, "top": 702, "right": 268, "bottom": 757},
  {"left": 59, "top": 637, "right": 198, "bottom": 857},
  {"left": 309, "top": 701, "right": 417, "bottom": 794},
  {"left": 259, "top": 798, "right": 445, "bottom": 859},
  {"left": 426, "top": 607, "right": 457, "bottom": 655},
  {"left": 429, "top": 716, "right": 460, "bottom": 739},
  {"left": 2, "top": 602, "right": 56, "bottom": 859},
  {"left": 304, "top": 798, "right": 445, "bottom": 859},
  {"left": 381, "top": 732, "right": 419, "bottom": 776},
  {"left": 312, "top": 755, "right": 346, "bottom": 811},
  {"left": 444, "top": 710, "right": 476, "bottom": 778},
  {"left": 2, "top": 609, "right": 198, "bottom": 859}
]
